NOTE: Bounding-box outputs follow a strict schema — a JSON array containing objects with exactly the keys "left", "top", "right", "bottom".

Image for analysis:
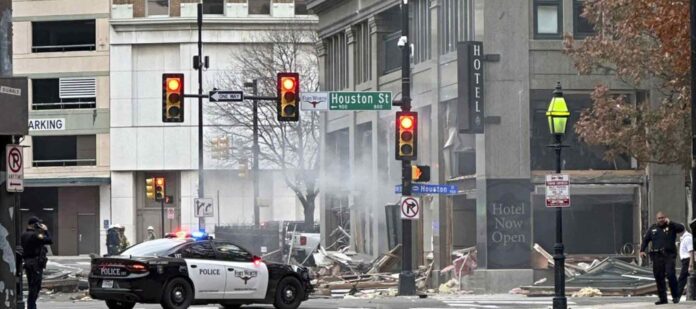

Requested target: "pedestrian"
[
  {"left": 21, "top": 216, "right": 53, "bottom": 309},
  {"left": 640, "top": 211, "right": 685, "bottom": 305},
  {"left": 118, "top": 225, "right": 130, "bottom": 251},
  {"left": 147, "top": 226, "right": 157, "bottom": 240},
  {"left": 676, "top": 229, "right": 693, "bottom": 299},
  {"left": 106, "top": 225, "right": 120, "bottom": 255}
]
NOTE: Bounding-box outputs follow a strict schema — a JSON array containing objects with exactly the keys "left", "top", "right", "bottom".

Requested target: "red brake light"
[
  {"left": 127, "top": 262, "right": 148, "bottom": 273},
  {"left": 253, "top": 256, "right": 262, "bottom": 266}
]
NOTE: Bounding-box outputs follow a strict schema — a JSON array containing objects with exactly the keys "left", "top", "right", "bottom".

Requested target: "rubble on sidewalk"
[
  {"left": 520, "top": 257, "right": 656, "bottom": 297},
  {"left": 437, "top": 247, "right": 477, "bottom": 294},
  {"left": 572, "top": 287, "right": 602, "bottom": 297},
  {"left": 25, "top": 260, "right": 88, "bottom": 293}
]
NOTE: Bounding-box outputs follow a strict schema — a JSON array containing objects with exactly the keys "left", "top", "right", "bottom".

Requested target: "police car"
[{"left": 89, "top": 232, "right": 312, "bottom": 309}]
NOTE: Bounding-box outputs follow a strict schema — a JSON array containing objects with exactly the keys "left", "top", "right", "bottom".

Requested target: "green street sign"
[{"left": 328, "top": 91, "right": 392, "bottom": 110}]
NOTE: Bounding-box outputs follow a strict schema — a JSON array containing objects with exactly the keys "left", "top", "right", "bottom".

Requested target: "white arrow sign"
[{"left": 210, "top": 90, "right": 244, "bottom": 102}]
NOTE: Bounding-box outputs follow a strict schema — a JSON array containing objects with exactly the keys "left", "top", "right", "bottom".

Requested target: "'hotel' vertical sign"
[{"left": 457, "top": 41, "right": 484, "bottom": 133}]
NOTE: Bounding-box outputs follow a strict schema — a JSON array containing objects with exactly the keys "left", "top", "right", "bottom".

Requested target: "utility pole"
[
  {"left": 398, "top": 0, "right": 416, "bottom": 296},
  {"left": 196, "top": 3, "right": 205, "bottom": 232},
  {"left": 688, "top": 0, "right": 696, "bottom": 301},
  {"left": 244, "top": 79, "right": 261, "bottom": 227}
]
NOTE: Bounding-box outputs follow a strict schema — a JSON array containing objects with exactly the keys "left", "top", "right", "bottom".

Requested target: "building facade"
[
  {"left": 14, "top": 0, "right": 112, "bottom": 255},
  {"left": 310, "top": 0, "right": 686, "bottom": 291},
  {"left": 109, "top": 0, "right": 318, "bottom": 247}
]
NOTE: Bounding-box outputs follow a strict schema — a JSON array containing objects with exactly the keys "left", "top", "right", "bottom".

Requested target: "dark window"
[
  {"left": 32, "top": 78, "right": 96, "bottom": 110},
  {"left": 440, "top": 0, "right": 469, "bottom": 54},
  {"left": 457, "top": 150, "right": 476, "bottom": 176},
  {"left": 382, "top": 31, "right": 402, "bottom": 74},
  {"left": 324, "top": 33, "right": 348, "bottom": 90},
  {"left": 147, "top": 0, "right": 169, "bottom": 16},
  {"left": 295, "top": 0, "right": 309, "bottom": 15},
  {"left": 533, "top": 194, "right": 634, "bottom": 254},
  {"left": 32, "top": 20, "right": 95, "bottom": 53},
  {"left": 203, "top": 0, "right": 224, "bottom": 14},
  {"left": 178, "top": 242, "right": 216, "bottom": 259},
  {"left": 249, "top": 0, "right": 270, "bottom": 14},
  {"left": 530, "top": 91, "right": 631, "bottom": 170},
  {"left": 533, "top": 0, "right": 562, "bottom": 39},
  {"left": 121, "top": 239, "right": 186, "bottom": 256},
  {"left": 32, "top": 135, "right": 97, "bottom": 167},
  {"left": 573, "top": 0, "right": 595, "bottom": 38},
  {"left": 214, "top": 242, "right": 253, "bottom": 262},
  {"left": 354, "top": 22, "right": 371, "bottom": 84}
]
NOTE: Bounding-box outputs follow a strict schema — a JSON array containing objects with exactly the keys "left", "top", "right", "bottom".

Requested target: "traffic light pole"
[
  {"left": 252, "top": 80, "right": 260, "bottom": 227},
  {"left": 398, "top": 0, "right": 416, "bottom": 296},
  {"left": 196, "top": 3, "right": 205, "bottom": 232}
]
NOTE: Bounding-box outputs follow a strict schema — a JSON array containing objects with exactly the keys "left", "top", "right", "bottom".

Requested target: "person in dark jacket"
[
  {"left": 106, "top": 225, "right": 120, "bottom": 255},
  {"left": 21, "top": 216, "right": 53, "bottom": 309},
  {"left": 640, "top": 211, "right": 685, "bottom": 305}
]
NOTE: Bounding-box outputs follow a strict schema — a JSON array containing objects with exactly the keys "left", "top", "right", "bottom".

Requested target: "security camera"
[{"left": 397, "top": 36, "right": 408, "bottom": 47}]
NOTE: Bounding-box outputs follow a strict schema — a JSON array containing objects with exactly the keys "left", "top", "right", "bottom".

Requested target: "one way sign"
[{"left": 209, "top": 90, "right": 243, "bottom": 102}]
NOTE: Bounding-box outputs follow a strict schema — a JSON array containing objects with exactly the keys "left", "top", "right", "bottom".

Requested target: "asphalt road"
[{"left": 35, "top": 295, "right": 696, "bottom": 309}]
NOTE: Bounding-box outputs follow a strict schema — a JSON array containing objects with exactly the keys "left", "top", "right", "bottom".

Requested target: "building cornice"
[{"left": 306, "top": 0, "right": 351, "bottom": 14}]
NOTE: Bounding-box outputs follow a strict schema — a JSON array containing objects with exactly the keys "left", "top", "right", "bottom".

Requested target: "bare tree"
[{"left": 207, "top": 24, "right": 320, "bottom": 227}]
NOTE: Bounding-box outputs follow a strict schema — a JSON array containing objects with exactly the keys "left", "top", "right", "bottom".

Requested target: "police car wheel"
[
  {"left": 273, "top": 276, "right": 304, "bottom": 309},
  {"left": 160, "top": 277, "right": 193, "bottom": 309},
  {"left": 105, "top": 300, "right": 135, "bottom": 309}
]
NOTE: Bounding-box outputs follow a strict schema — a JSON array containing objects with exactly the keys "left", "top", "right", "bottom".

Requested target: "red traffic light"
[
  {"left": 167, "top": 78, "right": 181, "bottom": 92},
  {"left": 282, "top": 78, "right": 295, "bottom": 91},
  {"left": 277, "top": 72, "right": 300, "bottom": 122},
  {"left": 396, "top": 111, "right": 417, "bottom": 160},
  {"left": 400, "top": 115, "right": 414, "bottom": 130}
]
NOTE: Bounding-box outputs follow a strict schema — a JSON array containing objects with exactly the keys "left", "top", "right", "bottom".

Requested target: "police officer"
[
  {"left": 640, "top": 211, "right": 685, "bottom": 305},
  {"left": 106, "top": 225, "right": 120, "bottom": 255},
  {"left": 21, "top": 216, "right": 53, "bottom": 309}
]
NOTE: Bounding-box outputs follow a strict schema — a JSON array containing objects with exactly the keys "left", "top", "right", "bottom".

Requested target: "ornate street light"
[{"left": 546, "top": 82, "right": 570, "bottom": 309}]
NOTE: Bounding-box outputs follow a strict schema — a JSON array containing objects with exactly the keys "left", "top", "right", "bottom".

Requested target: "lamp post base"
[
  {"left": 553, "top": 297, "right": 567, "bottom": 309},
  {"left": 398, "top": 271, "right": 416, "bottom": 296}
]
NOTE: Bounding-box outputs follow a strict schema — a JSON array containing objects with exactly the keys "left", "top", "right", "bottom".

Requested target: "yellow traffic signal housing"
[
  {"left": 145, "top": 178, "right": 155, "bottom": 199},
  {"left": 162, "top": 73, "right": 184, "bottom": 122},
  {"left": 396, "top": 111, "right": 417, "bottom": 160},
  {"left": 155, "top": 177, "right": 166, "bottom": 201},
  {"left": 277, "top": 72, "right": 299, "bottom": 121},
  {"left": 412, "top": 165, "right": 430, "bottom": 182}
]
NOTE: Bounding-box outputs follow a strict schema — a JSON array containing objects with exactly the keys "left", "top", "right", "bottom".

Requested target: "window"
[
  {"left": 249, "top": 0, "right": 270, "bottom": 14},
  {"left": 121, "top": 239, "right": 186, "bottom": 257},
  {"left": 573, "top": 0, "right": 595, "bottom": 38},
  {"left": 214, "top": 242, "right": 254, "bottom": 262},
  {"left": 203, "top": 0, "right": 224, "bottom": 14},
  {"left": 295, "top": 0, "right": 309, "bottom": 15},
  {"left": 382, "top": 31, "right": 402, "bottom": 74},
  {"left": 177, "top": 242, "right": 216, "bottom": 259},
  {"left": 32, "top": 78, "right": 96, "bottom": 110},
  {"left": 533, "top": 194, "right": 634, "bottom": 254},
  {"left": 534, "top": 0, "right": 562, "bottom": 39},
  {"left": 147, "top": 0, "right": 169, "bottom": 16},
  {"left": 353, "top": 22, "right": 371, "bottom": 85},
  {"left": 440, "top": 0, "right": 471, "bottom": 54},
  {"left": 412, "top": 0, "right": 431, "bottom": 62},
  {"left": 324, "top": 32, "right": 348, "bottom": 90},
  {"left": 32, "top": 20, "right": 95, "bottom": 53},
  {"left": 529, "top": 91, "right": 631, "bottom": 170},
  {"left": 32, "top": 135, "right": 97, "bottom": 167}
]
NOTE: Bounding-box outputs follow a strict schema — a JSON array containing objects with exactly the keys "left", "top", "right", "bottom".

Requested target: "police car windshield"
[{"left": 120, "top": 238, "right": 187, "bottom": 257}]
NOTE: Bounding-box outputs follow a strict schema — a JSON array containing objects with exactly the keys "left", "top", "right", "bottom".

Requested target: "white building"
[{"left": 109, "top": 0, "right": 319, "bottom": 247}]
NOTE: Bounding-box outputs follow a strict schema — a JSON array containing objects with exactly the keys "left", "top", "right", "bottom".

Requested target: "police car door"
[
  {"left": 213, "top": 242, "right": 268, "bottom": 300},
  {"left": 177, "top": 241, "right": 227, "bottom": 299}
]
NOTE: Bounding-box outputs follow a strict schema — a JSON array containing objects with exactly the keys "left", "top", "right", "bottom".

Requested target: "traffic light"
[
  {"left": 277, "top": 72, "right": 299, "bottom": 121},
  {"left": 396, "top": 111, "right": 417, "bottom": 160},
  {"left": 155, "top": 177, "right": 166, "bottom": 201},
  {"left": 211, "top": 136, "right": 230, "bottom": 160},
  {"left": 146, "top": 178, "right": 155, "bottom": 199},
  {"left": 162, "top": 73, "right": 184, "bottom": 122},
  {"left": 412, "top": 165, "right": 430, "bottom": 182}
]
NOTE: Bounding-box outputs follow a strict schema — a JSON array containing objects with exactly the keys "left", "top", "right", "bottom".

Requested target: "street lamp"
[{"left": 547, "top": 82, "right": 570, "bottom": 309}]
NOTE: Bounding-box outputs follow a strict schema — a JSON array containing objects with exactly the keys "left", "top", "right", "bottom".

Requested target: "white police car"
[{"left": 89, "top": 232, "right": 312, "bottom": 309}]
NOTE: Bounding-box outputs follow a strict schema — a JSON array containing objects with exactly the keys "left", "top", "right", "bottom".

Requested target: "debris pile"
[
  {"left": 521, "top": 243, "right": 655, "bottom": 296},
  {"left": 27, "top": 261, "right": 88, "bottom": 293}
]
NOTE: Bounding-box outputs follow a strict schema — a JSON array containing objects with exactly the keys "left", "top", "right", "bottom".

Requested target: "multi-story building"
[
  {"left": 14, "top": 0, "right": 111, "bottom": 255},
  {"left": 310, "top": 0, "right": 686, "bottom": 291},
  {"left": 109, "top": 0, "right": 318, "bottom": 246}
]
